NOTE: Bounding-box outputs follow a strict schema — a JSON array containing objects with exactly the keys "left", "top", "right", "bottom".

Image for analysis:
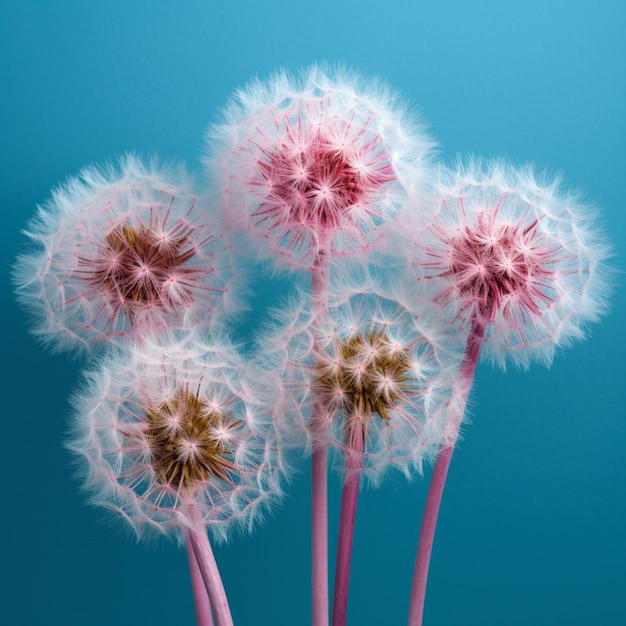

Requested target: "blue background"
[{"left": 1, "top": 1, "right": 624, "bottom": 625}]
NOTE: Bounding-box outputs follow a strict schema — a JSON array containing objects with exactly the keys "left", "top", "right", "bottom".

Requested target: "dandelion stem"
[
  {"left": 407, "top": 445, "right": 453, "bottom": 626},
  {"left": 187, "top": 526, "right": 233, "bottom": 626},
  {"left": 331, "top": 423, "right": 364, "bottom": 626},
  {"left": 407, "top": 318, "right": 486, "bottom": 626},
  {"left": 186, "top": 532, "right": 214, "bottom": 626},
  {"left": 312, "top": 249, "right": 331, "bottom": 626},
  {"left": 312, "top": 445, "right": 330, "bottom": 626}
]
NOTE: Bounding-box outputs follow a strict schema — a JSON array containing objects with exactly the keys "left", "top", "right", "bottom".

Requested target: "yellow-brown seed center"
[
  {"left": 144, "top": 389, "right": 239, "bottom": 493},
  {"left": 316, "top": 332, "right": 412, "bottom": 423}
]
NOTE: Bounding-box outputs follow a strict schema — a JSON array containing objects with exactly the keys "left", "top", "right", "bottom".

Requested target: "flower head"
[
  {"left": 412, "top": 161, "right": 611, "bottom": 368},
  {"left": 206, "top": 65, "right": 434, "bottom": 270},
  {"left": 68, "top": 329, "right": 288, "bottom": 542},
  {"left": 259, "top": 262, "right": 460, "bottom": 485},
  {"left": 14, "top": 155, "right": 237, "bottom": 355}
]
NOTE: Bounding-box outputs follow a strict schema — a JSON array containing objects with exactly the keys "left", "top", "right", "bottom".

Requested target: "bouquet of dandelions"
[{"left": 13, "top": 65, "right": 610, "bottom": 626}]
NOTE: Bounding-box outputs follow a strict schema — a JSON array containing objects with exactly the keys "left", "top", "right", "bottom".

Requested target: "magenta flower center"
[
  {"left": 254, "top": 127, "right": 395, "bottom": 240},
  {"left": 440, "top": 207, "right": 557, "bottom": 321}
]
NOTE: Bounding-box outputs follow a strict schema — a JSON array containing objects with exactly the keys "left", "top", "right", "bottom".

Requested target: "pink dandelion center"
[
  {"left": 82, "top": 212, "right": 204, "bottom": 318},
  {"left": 134, "top": 388, "right": 240, "bottom": 494},
  {"left": 432, "top": 205, "right": 558, "bottom": 322},
  {"left": 316, "top": 331, "right": 412, "bottom": 434},
  {"left": 254, "top": 124, "right": 395, "bottom": 244}
]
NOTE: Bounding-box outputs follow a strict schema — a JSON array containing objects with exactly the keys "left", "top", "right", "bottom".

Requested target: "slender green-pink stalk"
[
  {"left": 408, "top": 319, "right": 486, "bottom": 626},
  {"left": 186, "top": 533, "right": 214, "bottom": 626},
  {"left": 331, "top": 422, "right": 364, "bottom": 626}
]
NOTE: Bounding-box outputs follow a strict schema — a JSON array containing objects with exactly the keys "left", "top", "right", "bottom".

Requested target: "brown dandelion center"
[
  {"left": 316, "top": 332, "right": 412, "bottom": 423},
  {"left": 144, "top": 389, "right": 239, "bottom": 493},
  {"left": 92, "top": 218, "right": 198, "bottom": 309}
]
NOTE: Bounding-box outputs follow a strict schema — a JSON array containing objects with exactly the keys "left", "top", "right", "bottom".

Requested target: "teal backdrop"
[{"left": 1, "top": 1, "right": 624, "bottom": 625}]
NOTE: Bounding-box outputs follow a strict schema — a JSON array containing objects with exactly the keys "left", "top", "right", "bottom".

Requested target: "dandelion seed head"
[
  {"left": 13, "top": 155, "right": 237, "bottom": 356},
  {"left": 68, "top": 330, "right": 289, "bottom": 542},
  {"left": 256, "top": 263, "right": 462, "bottom": 486},
  {"left": 414, "top": 161, "right": 612, "bottom": 369}
]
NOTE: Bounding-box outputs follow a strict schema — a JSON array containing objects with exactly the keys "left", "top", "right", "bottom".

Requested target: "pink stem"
[
  {"left": 311, "top": 249, "right": 331, "bottom": 626},
  {"left": 407, "top": 318, "right": 486, "bottom": 626},
  {"left": 186, "top": 522, "right": 233, "bottom": 626},
  {"left": 312, "top": 445, "right": 330, "bottom": 626},
  {"left": 331, "top": 422, "right": 364, "bottom": 626},
  {"left": 186, "top": 533, "right": 214, "bottom": 626}
]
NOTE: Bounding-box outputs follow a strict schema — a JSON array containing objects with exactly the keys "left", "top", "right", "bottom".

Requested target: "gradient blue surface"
[{"left": 1, "top": 1, "right": 624, "bottom": 625}]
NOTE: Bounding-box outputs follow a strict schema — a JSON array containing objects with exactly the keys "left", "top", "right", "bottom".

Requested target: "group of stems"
[
  {"left": 187, "top": 539, "right": 214, "bottom": 626},
  {"left": 180, "top": 247, "right": 342, "bottom": 626},
  {"left": 184, "top": 260, "right": 487, "bottom": 626},
  {"left": 185, "top": 508, "right": 233, "bottom": 626},
  {"left": 310, "top": 285, "right": 488, "bottom": 626}
]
